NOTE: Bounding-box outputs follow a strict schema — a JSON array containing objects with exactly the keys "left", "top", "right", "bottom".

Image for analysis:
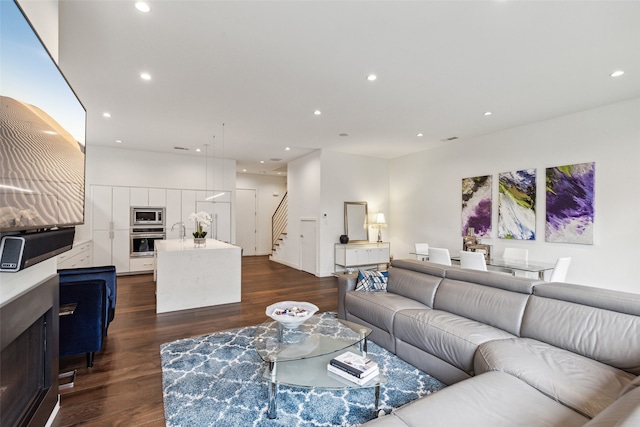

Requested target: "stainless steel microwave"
[{"left": 131, "top": 207, "right": 165, "bottom": 226}]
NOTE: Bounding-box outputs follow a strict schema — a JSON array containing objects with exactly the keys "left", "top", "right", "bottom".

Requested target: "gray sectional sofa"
[{"left": 337, "top": 259, "right": 640, "bottom": 426}]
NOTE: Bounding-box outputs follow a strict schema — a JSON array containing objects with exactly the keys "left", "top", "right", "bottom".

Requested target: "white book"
[
  {"left": 330, "top": 351, "right": 378, "bottom": 378},
  {"left": 327, "top": 363, "right": 379, "bottom": 386}
]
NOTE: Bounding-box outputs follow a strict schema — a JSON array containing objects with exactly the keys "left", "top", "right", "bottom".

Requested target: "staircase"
[{"left": 272, "top": 192, "right": 288, "bottom": 254}]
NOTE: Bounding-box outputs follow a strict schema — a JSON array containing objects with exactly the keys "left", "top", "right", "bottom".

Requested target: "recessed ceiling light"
[
  {"left": 417, "top": 133, "right": 423, "bottom": 137},
  {"left": 285, "top": 147, "right": 291, "bottom": 151},
  {"left": 103, "top": 112, "right": 111, "bottom": 118},
  {"left": 196, "top": 148, "right": 201, "bottom": 152},
  {"left": 483, "top": 111, "right": 493, "bottom": 116},
  {"left": 135, "top": 2, "right": 151, "bottom": 13},
  {"left": 260, "top": 160, "right": 265, "bottom": 164},
  {"left": 367, "top": 74, "right": 377, "bottom": 81},
  {"left": 140, "top": 72, "right": 151, "bottom": 80},
  {"left": 610, "top": 70, "right": 625, "bottom": 77},
  {"left": 278, "top": 172, "right": 282, "bottom": 175},
  {"left": 314, "top": 110, "right": 322, "bottom": 116},
  {"left": 243, "top": 169, "right": 247, "bottom": 172},
  {"left": 116, "top": 140, "right": 122, "bottom": 143}
]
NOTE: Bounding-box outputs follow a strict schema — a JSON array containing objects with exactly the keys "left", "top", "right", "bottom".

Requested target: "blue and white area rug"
[{"left": 161, "top": 314, "right": 445, "bottom": 427}]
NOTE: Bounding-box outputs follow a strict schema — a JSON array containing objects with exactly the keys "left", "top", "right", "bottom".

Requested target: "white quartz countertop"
[{"left": 156, "top": 238, "right": 238, "bottom": 252}]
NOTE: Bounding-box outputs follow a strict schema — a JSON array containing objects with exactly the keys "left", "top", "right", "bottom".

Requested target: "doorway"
[
  {"left": 300, "top": 218, "right": 317, "bottom": 275},
  {"left": 236, "top": 189, "right": 257, "bottom": 256}
]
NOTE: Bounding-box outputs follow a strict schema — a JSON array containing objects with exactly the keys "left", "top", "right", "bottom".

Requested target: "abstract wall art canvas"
[
  {"left": 546, "top": 162, "right": 595, "bottom": 244},
  {"left": 461, "top": 175, "right": 492, "bottom": 237},
  {"left": 498, "top": 169, "right": 536, "bottom": 240}
]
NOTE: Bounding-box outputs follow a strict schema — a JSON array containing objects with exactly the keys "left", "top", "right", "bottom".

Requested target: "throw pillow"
[{"left": 355, "top": 269, "right": 388, "bottom": 292}]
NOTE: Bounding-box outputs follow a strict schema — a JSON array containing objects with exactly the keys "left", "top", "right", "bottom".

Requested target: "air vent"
[
  {"left": 269, "top": 158, "right": 282, "bottom": 162},
  {"left": 173, "top": 146, "right": 189, "bottom": 151},
  {"left": 441, "top": 136, "right": 459, "bottom": 142}
]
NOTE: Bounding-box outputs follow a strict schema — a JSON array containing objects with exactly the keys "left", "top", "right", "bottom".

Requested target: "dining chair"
[
  {"left": 414, "top": 243, "right": 429, "bottom": 261},
  {"left": 502, "top": 248, "right": 529, "bottom": 276},
  {"left": 549, "top": 257, "right": 571, "bottom": 282},
  {"left": 502, "top": 248, "right": 528, "bottom": 263},
  {"left": 428, "top": 247, "right": 451, "bottom": 266},
  {"left": 459, "top": 251, "right": 487, "bottom": 271}
]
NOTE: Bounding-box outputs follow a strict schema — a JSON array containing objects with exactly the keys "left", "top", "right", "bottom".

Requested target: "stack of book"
[{"left": 327, "top": 351, "right": 379, "bottom": 385}]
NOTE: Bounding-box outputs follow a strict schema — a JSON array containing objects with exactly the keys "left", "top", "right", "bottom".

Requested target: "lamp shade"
[{"left": 371, "top": 212, "right": 387, "bottom": 228}]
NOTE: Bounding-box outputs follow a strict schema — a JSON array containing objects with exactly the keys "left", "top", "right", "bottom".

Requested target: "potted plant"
[{"left": 189, "top": 211, "right": 212, "bottom": 246}]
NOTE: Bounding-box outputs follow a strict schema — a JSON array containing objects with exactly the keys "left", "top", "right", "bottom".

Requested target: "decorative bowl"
[{"left": 266, "top": 301, "right": 319, "bottom": 329}]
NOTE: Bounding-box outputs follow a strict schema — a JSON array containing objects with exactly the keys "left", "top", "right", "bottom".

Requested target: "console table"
[{"left": 334, "top": 242, "right": 390, "bottom": 273}]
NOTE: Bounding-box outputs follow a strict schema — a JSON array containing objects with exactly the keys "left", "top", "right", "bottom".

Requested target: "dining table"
[{"left": 410, "top": 252, "right": 555, "bottom": 280}]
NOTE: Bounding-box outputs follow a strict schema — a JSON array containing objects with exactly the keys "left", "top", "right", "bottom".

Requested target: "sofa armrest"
[{"left": 337, "top": 273, "right": 358, "bottom": 319}]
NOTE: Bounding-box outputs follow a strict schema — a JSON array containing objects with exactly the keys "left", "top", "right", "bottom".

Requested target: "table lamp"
[{"left": 371, "top": 212, "right": 387, "bottom": 243}]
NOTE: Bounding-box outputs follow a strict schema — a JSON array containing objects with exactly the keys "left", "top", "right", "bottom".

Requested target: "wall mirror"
[{"left": 344, "top": 201, "right": 369, "bottom": 243}]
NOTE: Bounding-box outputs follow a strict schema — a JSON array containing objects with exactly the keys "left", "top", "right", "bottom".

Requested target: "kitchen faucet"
[{"left": 171, "top": 222, "right": 186, "bottom": 240}]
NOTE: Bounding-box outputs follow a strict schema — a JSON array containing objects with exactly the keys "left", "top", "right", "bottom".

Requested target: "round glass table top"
[{"left": 253, "top": 314, "right": 372, "bottom": 363}]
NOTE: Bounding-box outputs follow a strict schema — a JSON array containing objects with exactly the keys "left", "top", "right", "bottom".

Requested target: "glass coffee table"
[{"left": 253, "top": 314, "right": 386, "bottom": 419}]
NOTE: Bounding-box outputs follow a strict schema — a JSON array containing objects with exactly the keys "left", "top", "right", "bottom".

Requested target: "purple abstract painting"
[
  {"left": 545, "top": 162, "right": 595, "bottom": 244},
  {"left": 462, "top": 175, "right": 492, "bottom": 237}
]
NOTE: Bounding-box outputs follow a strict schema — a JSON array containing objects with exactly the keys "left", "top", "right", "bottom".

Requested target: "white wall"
[
  {"left": 319, "top": 151, "right": 390, "bottom": 276},
  {"left": 236, "top": 173, "right": 287, "bottom": 255},
  {"left": 275, "top": 151, "right": 322, "bottom": 270},
  {"left": 390, "top": 98, "right": 640, "bottom": 293},
  {"left": 274, "top": 150, "right": 390, "bottom": 276}
]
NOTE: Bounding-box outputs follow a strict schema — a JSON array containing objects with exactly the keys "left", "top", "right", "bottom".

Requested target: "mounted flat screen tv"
[{"left": 0, "top": 0, "right": 86, "bottom": 233}]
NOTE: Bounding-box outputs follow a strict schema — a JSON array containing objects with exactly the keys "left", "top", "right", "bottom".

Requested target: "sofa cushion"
[
  {"left": 583, "top": 386, "right": 640, "bottom": 427},
  {"left": 474, "top": 337, "right": 635, "bottom": 418},
  {"left": 394, "top": 309, "right": 515, "bottom": 374},
  {"left": 444, "top": 267, "right": 540, "bottom": 294},
  {"left": 522, "top": 294, "right": 640, "bottom": 374},
  {"left": 367, "top": 371, "right": 588, "bottom": 427},
  {"left": 345, "top": 292, "right": 429, "bottom": 335},
  {"left": 386, "top": 265, "right": 442, "bottom": 307},
  {"left": 433, "top": 278, "right": 530, "bottom": 336},
  {"left": 619, "top": 375, "right": 640, "bottom": 397}
]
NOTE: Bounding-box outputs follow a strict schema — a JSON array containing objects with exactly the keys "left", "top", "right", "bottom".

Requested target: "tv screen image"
[{"left": 0, "top": 0, "right": 86, "bottom": 233}]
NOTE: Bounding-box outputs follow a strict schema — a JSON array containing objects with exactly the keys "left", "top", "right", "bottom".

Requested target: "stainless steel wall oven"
[{"left": 130, "top": 226, "right": 165, "bottom": 257}]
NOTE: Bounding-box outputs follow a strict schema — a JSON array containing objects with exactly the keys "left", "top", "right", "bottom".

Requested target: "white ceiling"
[{"left": 57, "top": 1, "right": 640, "bottom": 175}]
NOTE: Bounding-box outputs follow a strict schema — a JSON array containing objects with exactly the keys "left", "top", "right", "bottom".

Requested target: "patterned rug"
[{"left": 161, "top": 314, "right": 445, "bottom": 426}]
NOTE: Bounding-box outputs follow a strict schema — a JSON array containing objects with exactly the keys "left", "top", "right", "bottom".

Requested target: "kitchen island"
[{"left": 154, "top": 238, "right": 241, "bottom": 313}]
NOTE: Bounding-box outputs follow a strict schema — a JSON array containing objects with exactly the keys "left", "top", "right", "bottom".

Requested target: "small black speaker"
[{"left": 0, "top": 228, "right": 75, "bottom": 272}]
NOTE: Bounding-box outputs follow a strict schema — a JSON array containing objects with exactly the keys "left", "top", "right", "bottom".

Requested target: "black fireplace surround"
[{"left": 0, "top": 275, "right": 59, "bottom": 427}]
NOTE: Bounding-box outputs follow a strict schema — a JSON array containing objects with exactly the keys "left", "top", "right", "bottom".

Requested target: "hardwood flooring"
[{"left": 53, "top": 256, "right": 338, "bottom": 426}]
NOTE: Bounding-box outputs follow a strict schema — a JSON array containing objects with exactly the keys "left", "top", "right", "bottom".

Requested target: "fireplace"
[{"left": 0, "top": 275, "right": 58, "bottom": 427}]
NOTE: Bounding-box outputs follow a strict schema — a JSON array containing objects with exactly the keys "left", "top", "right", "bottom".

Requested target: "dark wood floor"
[{"left": 53, "top": 256, "right": 339, "bottom": 426}]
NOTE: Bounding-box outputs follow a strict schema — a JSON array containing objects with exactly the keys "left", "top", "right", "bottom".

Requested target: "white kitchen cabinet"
[
  {"left": 57, "top": 240, "right": 93, "bottom": 269},
  {"left": 130, "top": 257, "right": 155, "bottom": 273},
  {"left": 112, "top": 187, "right": 131, "bottom": 229},
  {"left": 195, "top": 193, "right": 231, "bottom": 243},
  {"left": 149, "top": 188, "right": 166, "bottom": 207},
  {"left": 335, "top": 242, "right": 390, "bottom": 273},
  {"left": 181, "top": 190, "right": 197, "bottom": 236},
  {"left": 130, "top": 187, "right": 149, "bottom": 207},
  {"left": 165, "top": 189, "right": 182, "bottom": 239},
  {"left": 92, "top": 185, "right": 112, "bottom": 231},
  {"left": 91, "top": 185, "right": 130, "bottom": 272}
]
